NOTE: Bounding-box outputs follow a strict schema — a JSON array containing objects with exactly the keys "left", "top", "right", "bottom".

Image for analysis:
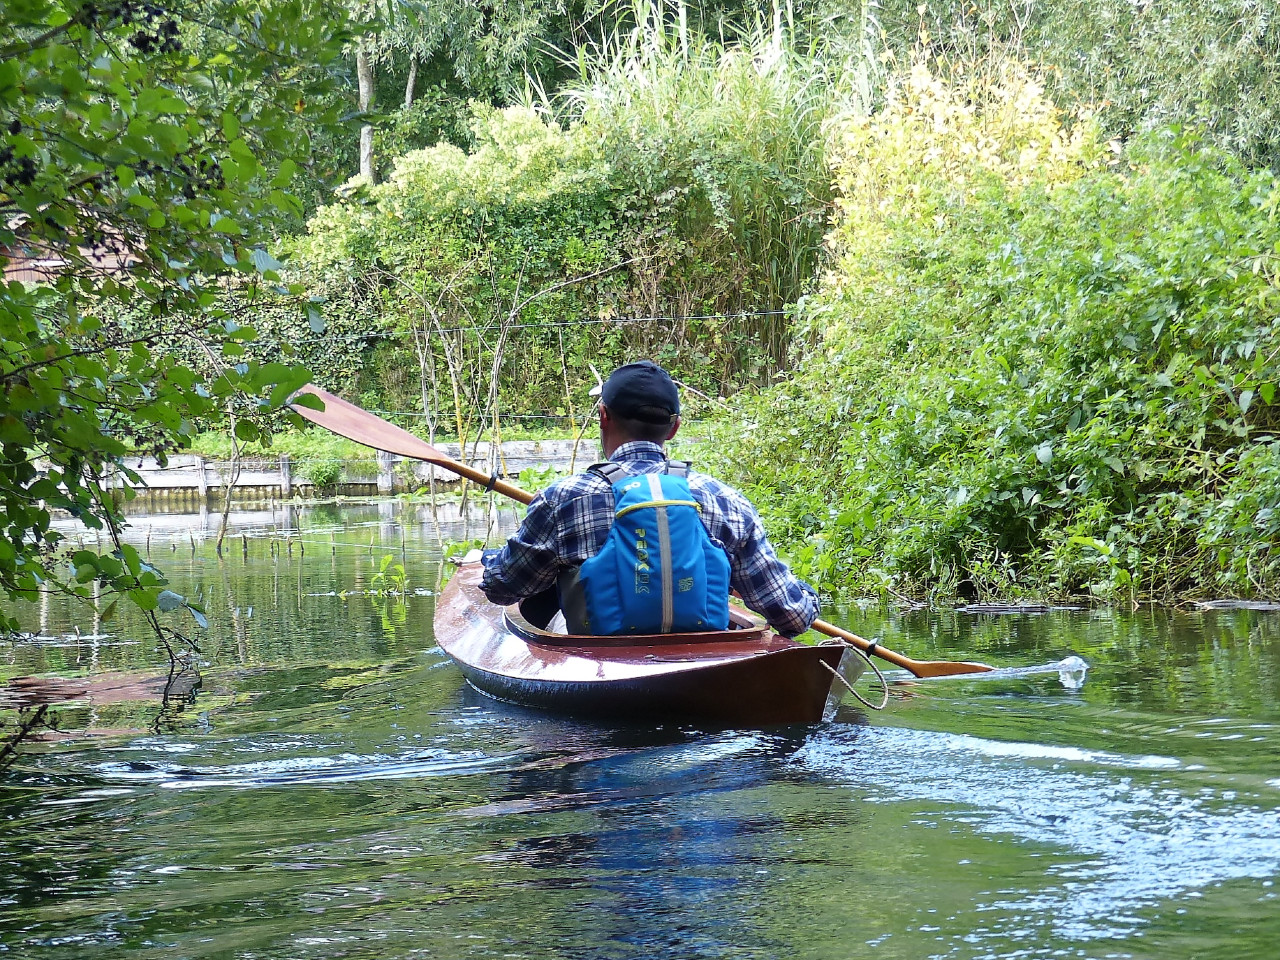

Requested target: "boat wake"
[
  {"left": 904, "top": 656, "right": 1090, "bottom": 690},
  {"left": 83, "top": 728, "right": 774, "bottom": 795},
  {"left": 798, "top": 724, "right": 1280, "bottom": 941},
  {"left": 90, "top": 748, "right": 521, "bottom": 790}
]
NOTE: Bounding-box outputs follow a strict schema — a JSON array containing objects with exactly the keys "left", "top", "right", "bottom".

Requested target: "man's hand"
[{"left": 454, "top": 548, "right": 502, "bottom": 566}]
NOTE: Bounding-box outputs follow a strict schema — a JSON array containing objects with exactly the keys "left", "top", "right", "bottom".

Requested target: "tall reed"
[{"left": 533, "top": 0, "right": 880, "bottom": 364}]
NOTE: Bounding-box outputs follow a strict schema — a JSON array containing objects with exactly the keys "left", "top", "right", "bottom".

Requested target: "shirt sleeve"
[
  {"left": 479, "top": 491, "right": 562, "bottom": 606},
  {"left": 720, "top": 493, "right": 820, "bottom": 638}
]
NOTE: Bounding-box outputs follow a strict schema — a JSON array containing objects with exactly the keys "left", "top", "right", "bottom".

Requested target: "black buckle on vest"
[{"left": 590, "top": 461, "right": 630, "bottom": 484}]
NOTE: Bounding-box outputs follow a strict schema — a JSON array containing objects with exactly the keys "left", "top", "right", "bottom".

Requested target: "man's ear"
[{"left": 666, "top": 416, "right": 681, "bottom": 441}]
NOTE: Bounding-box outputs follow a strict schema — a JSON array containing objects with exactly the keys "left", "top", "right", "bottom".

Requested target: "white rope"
[{"left": 820, "top": 640, "right": 889, "bottom": 711}]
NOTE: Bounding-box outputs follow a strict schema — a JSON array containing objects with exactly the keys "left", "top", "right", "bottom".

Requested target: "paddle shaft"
[
  {"left": 811, "top": 618, "right": 917, "bottom": 671},
  {"left": 448, "top": 464, "right": 532, "bottom": 506},
  {"left": 412, "top": 456, "right": 532, "bottom": 506},
  {"left": 290, "top": 384, "right": 993, "bottom": 678}
]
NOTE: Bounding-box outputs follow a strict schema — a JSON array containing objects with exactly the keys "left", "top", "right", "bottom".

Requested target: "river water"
[{"left": 1, "top": 501, "right": 1277, "bottom": 959}]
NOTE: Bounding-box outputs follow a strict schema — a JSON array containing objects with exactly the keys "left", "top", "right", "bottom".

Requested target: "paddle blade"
[
  {"left": 288, "top": 384, "right": 537, "bottom": 505},
  {"left": 289, "top": 384, "right": 450, "bottom": 465},
  {"left": 810, "top": 617, "right": 996, "bottom": 678},
  {"left": 906, "top": 659, "right": 996, "bottom": 679}
]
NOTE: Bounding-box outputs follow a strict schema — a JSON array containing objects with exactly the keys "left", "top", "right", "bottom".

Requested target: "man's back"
[{"left": 480, "top": 440, "right": 818, "bottom": 637}]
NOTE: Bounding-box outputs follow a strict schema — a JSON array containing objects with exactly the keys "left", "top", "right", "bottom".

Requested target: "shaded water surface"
[{"left": 2, "top": 502, "right": 1278, "bottom": 959}]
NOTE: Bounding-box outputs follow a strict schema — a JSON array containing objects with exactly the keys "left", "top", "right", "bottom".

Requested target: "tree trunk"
[
  {"left": 356, "top": 44, "right": 376, "bottom": 183},
  {"left": 404, "top": 55, "right": 418, "bottom": 108}
]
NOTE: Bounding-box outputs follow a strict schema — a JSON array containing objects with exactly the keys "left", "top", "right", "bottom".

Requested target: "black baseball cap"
[{"left": 593, "top": 361, "right": 680, "bottom": 423}]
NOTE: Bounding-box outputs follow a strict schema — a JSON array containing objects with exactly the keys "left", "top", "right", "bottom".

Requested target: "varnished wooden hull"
[{"left": 435, "top": 563, "right": 855, "bottom": 726}]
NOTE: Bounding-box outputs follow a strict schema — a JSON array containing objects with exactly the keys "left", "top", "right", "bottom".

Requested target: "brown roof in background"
[{"left": 2, "top": 223, "right": 139, "bottom": 284}]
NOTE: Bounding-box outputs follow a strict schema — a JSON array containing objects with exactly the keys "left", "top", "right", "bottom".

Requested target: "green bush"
[
  {"left": 190, "top": 428, "right": 374, "bottom": 495},
  {"left": 1201, "top": 442, "right": 1280, "bottom": 595},
  {"left": 295, "top": 103, "right": 627, "bottom": 430},
  {"left": 300, "top": 458, "right": 343, "bottom": 492},
  {"left": 704, "top": 65, "right": 1280, "bottom": 604},
  {"left": 285, "top": 3, "right": 877, "bottom": 429},
  {"left": 875, "top": 0, "right": 1280, "bottom": 171}
]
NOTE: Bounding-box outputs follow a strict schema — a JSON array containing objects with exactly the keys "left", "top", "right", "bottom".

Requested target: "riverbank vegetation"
[
  {"left": 280, "top": 1, "right": 1280, "bottom": 604},
  {"left": 5, "top": 0, "right": 1280, "bottom": 627},
  {"left": 292, "top": 2, "right": 870, "bottom": 438},
  {"left": 0, "top": 1, "right": 351, "bottom": 635},
  {"left": 701, "top": 66, "right": 1280, "bottom": 605}
]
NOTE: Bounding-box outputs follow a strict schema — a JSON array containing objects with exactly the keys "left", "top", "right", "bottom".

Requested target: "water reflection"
[{"left": 1, "top": 502, "right": 1278, "bottom": 960}]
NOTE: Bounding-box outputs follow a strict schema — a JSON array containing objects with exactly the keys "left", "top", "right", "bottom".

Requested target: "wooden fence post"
[{"left": 377, "top": 450, "right": 395, "bottom": 495}]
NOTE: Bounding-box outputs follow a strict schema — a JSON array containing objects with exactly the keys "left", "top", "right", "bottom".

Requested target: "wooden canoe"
[{"left": 434, "top": 562, "right": 862, "bottom": 726}]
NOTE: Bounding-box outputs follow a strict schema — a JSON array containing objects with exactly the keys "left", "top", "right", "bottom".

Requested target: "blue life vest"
[{"left": 570, "top": 461, "right": 731, "bottom": 635}]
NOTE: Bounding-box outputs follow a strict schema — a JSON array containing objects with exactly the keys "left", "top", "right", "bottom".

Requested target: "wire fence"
[{"left": 288, "top": 307, "right": 791, "bottom": 346}]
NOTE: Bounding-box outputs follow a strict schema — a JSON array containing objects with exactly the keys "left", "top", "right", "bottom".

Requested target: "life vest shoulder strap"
[
  {"left": 588, "top": 461, "right": 629, "bottom": 485},
  {"left": 588, "top": 459, "right": 690, "bottom": 483}
]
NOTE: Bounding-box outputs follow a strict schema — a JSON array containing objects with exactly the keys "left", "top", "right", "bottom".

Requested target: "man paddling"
[{"left": 480, "top": 360, "right": 819, "bottom": 637}]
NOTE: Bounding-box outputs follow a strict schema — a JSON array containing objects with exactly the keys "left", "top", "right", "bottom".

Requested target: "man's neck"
[{"left": 608, "top": 440, "right": 666, "bottom": 461}]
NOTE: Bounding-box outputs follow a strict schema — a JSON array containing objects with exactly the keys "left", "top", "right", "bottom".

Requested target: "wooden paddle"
[
  {"left": 808, "top": 617, "right": 992, "bottom": 678},
  {"left": 289, "top": 384, "right": 995, "bottom": 679},
  {"left": 290, "top": 384, "right": 536, "bottom": 506}
]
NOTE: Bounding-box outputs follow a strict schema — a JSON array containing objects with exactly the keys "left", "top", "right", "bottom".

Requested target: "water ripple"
[
  {"left": 798, "top": 725, "right": 1280, "bottom": 942},
  {"left": 88, "top": 748, "right": 515, "bottom": 790}
]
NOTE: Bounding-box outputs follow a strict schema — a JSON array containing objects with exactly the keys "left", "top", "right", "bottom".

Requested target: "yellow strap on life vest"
[{"left": 614, "top": 498, "right": 701, "bottom": 520}]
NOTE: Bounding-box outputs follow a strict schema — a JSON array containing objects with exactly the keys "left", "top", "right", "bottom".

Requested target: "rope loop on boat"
[{"left": 821, "top": 640, "right": 889, "bottom": 711}]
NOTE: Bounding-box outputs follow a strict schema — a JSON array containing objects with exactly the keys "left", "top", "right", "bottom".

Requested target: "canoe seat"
[{"left": 504, "top": 603, "right": 770, "bottom": 648}]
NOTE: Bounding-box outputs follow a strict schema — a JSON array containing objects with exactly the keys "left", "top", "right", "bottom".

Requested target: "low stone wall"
[{"left": 103, "top": 439, "right": 599, "bottom": 502}]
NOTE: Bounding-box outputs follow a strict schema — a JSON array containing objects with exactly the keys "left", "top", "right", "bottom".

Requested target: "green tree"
[
  {"left": 348, "top": 1, "right": 787, "bottom": 182},
  {"left": 874, "top": 0, "right": 1280, "bottom": 171},
  {"left": 294, "top": 2, "right": 875, "bottom": 422},
  {"left": 0, "top": 0, "right": 351, "bottom": 636},
  {"left": 348, "top": 0, "right": 586, "bottom": 182}
]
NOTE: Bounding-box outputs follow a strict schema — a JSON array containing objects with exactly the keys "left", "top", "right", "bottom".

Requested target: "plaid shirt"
[{"left": 481, "top": 441, "right": 819, "bottom": 637}]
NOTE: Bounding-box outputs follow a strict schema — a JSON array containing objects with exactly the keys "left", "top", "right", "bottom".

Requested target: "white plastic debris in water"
[{"left": 1057, "top": 655, "right": 1090, "bottom": 691}]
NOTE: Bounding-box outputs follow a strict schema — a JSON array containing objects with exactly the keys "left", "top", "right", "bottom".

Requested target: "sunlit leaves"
[
  {"left": 0, "top": 1, "right": 352, "bottom": 634},
  {"left": 875, "top": 0, "right": 1280, "bottom": 172},
  {"left": 706, "top": 76, "right": 1280, "bottom": 604}
]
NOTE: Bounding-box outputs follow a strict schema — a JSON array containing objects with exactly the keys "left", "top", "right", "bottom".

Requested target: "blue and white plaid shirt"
[{"left": 481, "top": 441, "right": 819, "bottom": 637}]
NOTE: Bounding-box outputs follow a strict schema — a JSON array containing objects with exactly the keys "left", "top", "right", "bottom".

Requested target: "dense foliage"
[
  {"left": 322, "top": 0, "right": 1280, "bottom": 200},
  {"left": 703, "top": 66, "right": 1280, "bottom": 604},
  {"left": 10, "top": 0, "right": 1277, "bottom": 615},
  {"left": 875, "top": 0, "right": 1280, "bottom": 171},
  {"left": 295, "top": 5, "right": 867, "bottom": 434},
  {"left": 0, "top": 0, "right": 349, "bottom": 633},
  {"left": 343, "top": 0, "right": 801, "bottom": 181}
]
